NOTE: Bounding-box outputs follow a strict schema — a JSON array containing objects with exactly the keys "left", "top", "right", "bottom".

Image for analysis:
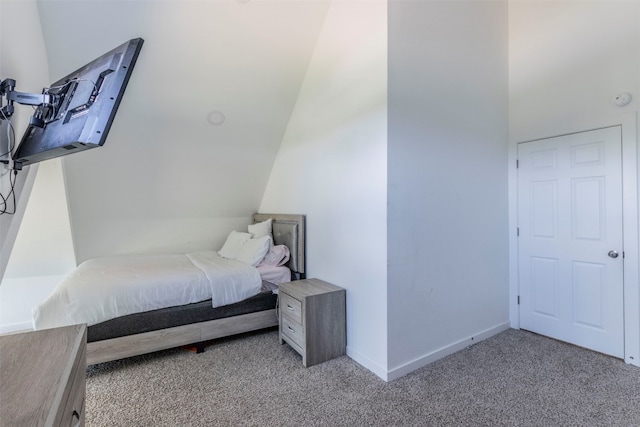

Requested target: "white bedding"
[{"left": 32, "top": 251, "right": 262, "bottom": 330}]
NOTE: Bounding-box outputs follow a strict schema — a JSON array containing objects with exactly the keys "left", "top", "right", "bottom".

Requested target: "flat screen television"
[{"left": 11, "top": 38, "right": 144, "bottom": 168}]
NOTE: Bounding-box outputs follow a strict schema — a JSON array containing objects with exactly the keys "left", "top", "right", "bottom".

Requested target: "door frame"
[{"left": 508, "top": 113, "right": 639, "bottom": 366}]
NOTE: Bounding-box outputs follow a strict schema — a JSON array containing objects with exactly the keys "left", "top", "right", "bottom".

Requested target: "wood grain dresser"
[
  {"left": 279, "top": 278, "right": 346, "bottom": 367},
  {"left": 0, "top": 324, "right": 87, "bottom": 426}
]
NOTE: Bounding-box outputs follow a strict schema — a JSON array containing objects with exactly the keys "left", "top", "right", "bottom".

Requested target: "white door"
[{"left": 518, "top": 127, "right": 624, "bottom": 358}]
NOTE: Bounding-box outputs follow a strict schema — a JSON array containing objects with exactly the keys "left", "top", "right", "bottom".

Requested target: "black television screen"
[{"left": 12, "top": 38, "right": 144, "bottom": 167}]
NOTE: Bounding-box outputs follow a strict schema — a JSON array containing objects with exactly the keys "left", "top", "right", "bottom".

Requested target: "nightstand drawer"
[
  {"left": 281, "top": 316, "right": 305, "bottom": 348},
  {"left": 280, "top": 292, "right": 302, "bottom": 323}
]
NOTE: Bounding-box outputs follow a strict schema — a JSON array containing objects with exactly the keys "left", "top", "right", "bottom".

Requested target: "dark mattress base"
[{"left": 87, "top": 289, "right": 278, "bottom": 343}]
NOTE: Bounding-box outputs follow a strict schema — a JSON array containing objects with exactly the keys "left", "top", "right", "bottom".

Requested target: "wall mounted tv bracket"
[
  {"left": 1, "top": 78, "right": 56, "bottom": 169},
  {"left": 0, "top": 78, "right": 55, "bottom": 128}
]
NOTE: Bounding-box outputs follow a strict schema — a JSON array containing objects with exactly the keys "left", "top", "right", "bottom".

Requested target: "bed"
[{"left": 32, "top": 213, "right": 305, "bottom": 365}]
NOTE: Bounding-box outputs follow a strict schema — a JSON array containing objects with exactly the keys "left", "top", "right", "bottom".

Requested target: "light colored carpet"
[{"left": 86, "top": 328, "right": 640, "bottom": 426}]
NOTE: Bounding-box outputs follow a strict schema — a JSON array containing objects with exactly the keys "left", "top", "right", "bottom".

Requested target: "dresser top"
[{"left": 0, "top": 324, "right": 86, "bottom": 426}]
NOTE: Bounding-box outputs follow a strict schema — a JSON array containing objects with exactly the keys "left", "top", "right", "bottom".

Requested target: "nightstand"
[{"left": 279, "top": 278, "right": 346, "bottom": 367}]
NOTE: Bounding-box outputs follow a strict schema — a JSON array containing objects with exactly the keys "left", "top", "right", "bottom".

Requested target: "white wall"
[
  {"left": 387, "top": 0, "right": 510, "bottom": 379},
  {"left": 0, "top": 275, "right": 65, "bottom": 333},
  {"left": 0, "top": 0, "right": 50, "bottom": 283},
  {"left": 1, "top": 157, "right": 76, "bottom": 332},
  {"left": 259, "top": 0, "right": 388, "bottom": 378},
  {"left": 508, "top": 0, "right": 640, "bottom": 365},
  {"left": 509, "top": 0, "right": 640, "bottom": 142},
  {"left": 34, "top": 0, "right": 330, "bottom": 263},
  {"left": 4, "top": 158, "right": 75, "bottom": 278},
  {"left": 0, "top": 0, "right": 76, "bottom": 332}
]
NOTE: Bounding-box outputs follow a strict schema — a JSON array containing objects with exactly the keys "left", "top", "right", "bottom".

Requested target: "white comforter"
[{"left": 32, "top": 251, "right": 262, "bottom": 330}]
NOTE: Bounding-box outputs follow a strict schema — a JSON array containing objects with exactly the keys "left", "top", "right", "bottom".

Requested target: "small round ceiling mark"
[{"left": 207, "top": 110, "right": 226, "bottom": 126}]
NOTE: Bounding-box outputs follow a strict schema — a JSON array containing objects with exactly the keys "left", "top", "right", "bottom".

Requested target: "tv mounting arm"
[{"left": 0, "top": 78, "right": 54, "bottom": 128}]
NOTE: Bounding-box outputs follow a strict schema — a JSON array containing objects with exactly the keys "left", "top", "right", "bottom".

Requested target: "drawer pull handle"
[
  {"left": 287, "top": 305, "right": 295, "bottom": 311},
  {"left": 72, "top": 410, "right": 81, "bottom": 427},
  {"left": 287, "top": 326, "right": 296, "bottom": 333}
]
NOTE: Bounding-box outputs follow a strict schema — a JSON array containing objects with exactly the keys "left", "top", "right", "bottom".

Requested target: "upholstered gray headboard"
[{"left": 253, "top": 213, "right": 305, "bottom": 279}]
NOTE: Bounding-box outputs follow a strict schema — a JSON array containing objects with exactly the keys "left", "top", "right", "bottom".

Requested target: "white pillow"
[
  {"left": 235, "top": 235, "right": 272, "bottom": 266},
  {"left": 248, "top": 218, "right": 273, "bottom": 239},
  {"left": 218, "top": 231, "right": 252, "bottom": 259}
]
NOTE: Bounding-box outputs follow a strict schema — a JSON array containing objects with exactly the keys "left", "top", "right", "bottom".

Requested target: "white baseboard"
[
  {"left": 346, "top": 346, "right": 389, "bottom": 381},
  {"left": 385, "top": 322, "right": 511, "bottom": 382}
]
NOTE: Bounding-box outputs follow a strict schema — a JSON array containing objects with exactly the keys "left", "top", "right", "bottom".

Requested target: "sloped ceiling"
[{"left": 35, "top": 0, "right": 330, "bottom": 260}]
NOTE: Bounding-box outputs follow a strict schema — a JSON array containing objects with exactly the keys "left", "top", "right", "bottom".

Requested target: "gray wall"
[
  {"left": 0, "top": 0, "right": 49, "bottom": 282},
  {"left": 387, "top": 0, "right": 510, "bottom": 377},
  {"left": 259, "top": 0, "right": 388, "bottom": 378}
]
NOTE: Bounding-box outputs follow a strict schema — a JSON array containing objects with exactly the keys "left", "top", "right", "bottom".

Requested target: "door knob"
[{"left": 608, "top": 250, "right": 619, "bottom": 259}]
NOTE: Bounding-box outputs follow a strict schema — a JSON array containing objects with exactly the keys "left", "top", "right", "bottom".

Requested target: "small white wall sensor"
[{"left": 612, "top": 92, "right": 632, "bottom": 107}]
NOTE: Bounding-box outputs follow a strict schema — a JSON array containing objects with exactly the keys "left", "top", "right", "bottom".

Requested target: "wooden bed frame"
[{"left": 86, "top": 213, "right": 305, "bottom": 365}]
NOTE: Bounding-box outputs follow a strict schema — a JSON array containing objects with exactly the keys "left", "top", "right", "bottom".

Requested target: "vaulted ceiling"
[{"left": 35, "top": 0, "right": 331, "bottom": 258}]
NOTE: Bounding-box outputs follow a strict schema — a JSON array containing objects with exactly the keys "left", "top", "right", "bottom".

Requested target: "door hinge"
[
  {"left": 516, "top": 159, "right": 519, "bottom": 169},
  {"left": 517, "top": 295, "right": 520, "bottom": 305},
  {"left": 517, "top": 227, "right": 520, "bottom": 237}
]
